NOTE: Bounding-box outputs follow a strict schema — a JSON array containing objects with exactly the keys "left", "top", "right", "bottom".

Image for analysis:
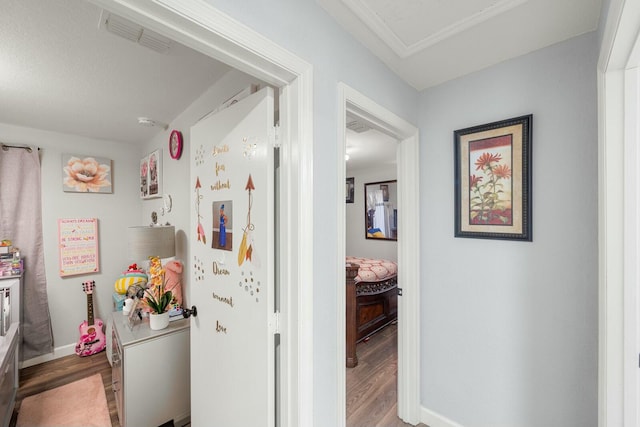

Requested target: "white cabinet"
[
  {"left": 111, "top": 312, "right": 190, "bottom": 427},
  {"left": 0, "top": 324, "right": 18, "bottom": 427},
  {"left": 0, "top": 275, "right": 21, "bottom": 427}
]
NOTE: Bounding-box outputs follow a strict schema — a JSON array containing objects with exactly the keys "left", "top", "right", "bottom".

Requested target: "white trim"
[
  {"left": 598, "top": 0, "right": 640, "bottom": 426},
  {"left": 85, "top": 1, "right": 314, "bottom": 425},
  {"left": 623, "top": 64, "right": 640, "bottom": 427},
  {"left": 396, "top": 132, "right": 420, "bottom": 424},
  {"left": 420, "top": 406, "right": 465, "bottom": 427},
  {"left": 336, "top": 83, "right": 420, "bottom": 425},
  {"left": 328, "top": 0, "right": 526, "bottom": 58},
  {"left": 21, "top": 343, "right": 76, "bottom": 369}
]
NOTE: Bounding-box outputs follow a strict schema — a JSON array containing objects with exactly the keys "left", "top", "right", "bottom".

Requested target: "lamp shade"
[{"left": 127, "top": 225, "right": 175, "bottom": 261}]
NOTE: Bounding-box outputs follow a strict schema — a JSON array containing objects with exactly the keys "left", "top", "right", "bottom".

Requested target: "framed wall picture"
[
  {"left": 140, "top": 149, "right": 162, "bottom": 199},
  {"left": 62, "top": 154, "right": 112, "bottom": 193},
  {"left": 454, "top": 115, "right": 532, "bottom": 241},
  {"left": 58, "top": 218, "right": 100, "bottom": 277},
  {"left": 346, "top": 177, "right": 355, "bottom": 203}
]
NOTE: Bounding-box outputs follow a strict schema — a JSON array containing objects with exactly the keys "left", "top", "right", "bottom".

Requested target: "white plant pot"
[{"left": 149, "top": 311, "right": 169, "bottom": 330}]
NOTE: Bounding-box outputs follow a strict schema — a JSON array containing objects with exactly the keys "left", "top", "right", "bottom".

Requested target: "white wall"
[
  {"left": 419, "top": 32, "right": 598, "bottom": 426},
  {"left": 346, "top": 165, "right": 397, "bottom": 261}
]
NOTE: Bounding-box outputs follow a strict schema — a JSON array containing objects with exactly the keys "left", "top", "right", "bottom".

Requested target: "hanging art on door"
[
  {"left": 194, "top": 177, "right": 206, "bottom": 245},
  {"left": 188, "top": 87, "right": 275, "bottom": 426},
  {"left": 237, "top": 174, "right": 260, "bottom": 267},
  {"left": 212, "top": 201, "right": 233, "bottom": 251}
]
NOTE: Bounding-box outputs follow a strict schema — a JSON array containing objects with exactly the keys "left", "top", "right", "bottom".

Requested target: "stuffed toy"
[
  {"left": 114, "top": 263, "right": 147, "bottom": 294},
  {"left": 163, "top": 260, "right": 183, "bottom": 308}
]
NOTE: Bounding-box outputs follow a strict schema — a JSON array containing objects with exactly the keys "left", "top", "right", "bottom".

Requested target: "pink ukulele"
[{"left": 75, "top": 280, "right": 106, "bottom": 357}]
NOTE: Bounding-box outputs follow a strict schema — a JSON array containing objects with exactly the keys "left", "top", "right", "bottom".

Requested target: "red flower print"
[
  {"left": 469, "top": 175, "right": 483, "bottom": 188},
  {"left": 475, "top": 152, "right": 502, "bottom": 170},
  {"left": 493, "top": 164, "right": 511, "bottom": 179}
]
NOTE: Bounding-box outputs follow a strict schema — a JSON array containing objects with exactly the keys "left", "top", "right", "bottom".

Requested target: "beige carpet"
[{"left": 17, "top": 373, "right": 111, "bottom": 427}]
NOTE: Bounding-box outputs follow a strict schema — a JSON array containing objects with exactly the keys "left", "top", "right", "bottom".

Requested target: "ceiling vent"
[{"left": 99, "top": 11, "right": 172, "bottom": 54}]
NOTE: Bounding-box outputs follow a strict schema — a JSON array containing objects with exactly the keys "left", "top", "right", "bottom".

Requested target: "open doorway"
[
  {"left": 336, "top": 83, "right": 421, "bottom": 426},
  {"left": 344, "top": 115, "right": 400, "bottom": 426},
  {"left": 92, "top": 0, "right": 313, "bottom": 425}
]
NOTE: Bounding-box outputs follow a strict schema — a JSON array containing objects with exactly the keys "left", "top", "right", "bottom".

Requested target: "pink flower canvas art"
[{"left": 62, "top": 154, "right": 112, "bottom": 193}]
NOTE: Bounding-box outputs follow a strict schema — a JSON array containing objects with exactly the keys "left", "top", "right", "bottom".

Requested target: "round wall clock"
[{"left": 169, "top": 130, "right": 183, "bottom": 160}]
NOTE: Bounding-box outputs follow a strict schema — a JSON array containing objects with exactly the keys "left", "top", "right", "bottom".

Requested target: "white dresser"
[
  {"left": 111, "top": 312, "right": 190, "bottom": 427},
  {"left": 0, "top": 275, "right": 22, "bottom": 427}
]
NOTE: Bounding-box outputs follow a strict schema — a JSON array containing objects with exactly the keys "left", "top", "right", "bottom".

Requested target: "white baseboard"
[
  {"left": 421, "top": 406, "right": 465, "bottom": 427},
  {"left": 20, "top": 343, "right": 76, "bottom": 369}
]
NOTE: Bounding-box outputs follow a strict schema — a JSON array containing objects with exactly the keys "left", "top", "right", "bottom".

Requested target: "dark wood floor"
[
  {"left": 347, "top": 323, "right": 427, "bottom": 427},
  {"left": 9, "top": 327, "right": 423, "bottom": 427},
  {"left": 9, "top": 350, "right": 119, "bottom": 427}
]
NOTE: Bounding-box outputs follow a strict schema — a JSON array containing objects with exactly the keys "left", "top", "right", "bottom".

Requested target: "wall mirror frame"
[{"left": 364, "top": 180, "right": 397, "bottom": 241}]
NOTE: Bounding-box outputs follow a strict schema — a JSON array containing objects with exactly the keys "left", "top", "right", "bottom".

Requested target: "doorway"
[
  {"left": 598, "top": 0, "right": 640, "bottom": 425},
  {"left": 91, "top": 0, "right": 313, "bottom": 425},
  {"left": 336, "top": 83, "right": 421, "bottom": 426},
  {"left": 344, "top": 119, "right": 399, "bottom": 425}
]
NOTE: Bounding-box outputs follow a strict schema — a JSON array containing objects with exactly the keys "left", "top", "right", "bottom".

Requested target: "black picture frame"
[
  {"left": 346, "top": 177, "right": 355, "bottom": 203},
  {"left": 454, "top": 115, "right": 532, "bottom": 241}
]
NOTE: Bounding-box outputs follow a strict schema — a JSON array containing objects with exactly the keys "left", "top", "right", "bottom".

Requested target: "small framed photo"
[
  {"left": 346, "top": 177, "right": 355, "bottom": 203},
  {"left": 140, "top": 149, "right": 162, "bottom": 199},
  {"left": 454, "top": 115, "right": 532, "bottom": 241},
  {"left": 380, "top": 184, "right": 389, "bottom": 202},
  {"left": 126, "top": 297, "right": 142, "bottom": 330}
]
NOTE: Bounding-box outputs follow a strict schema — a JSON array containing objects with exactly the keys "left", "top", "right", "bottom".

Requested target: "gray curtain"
[{"left": 0, "top": 145, "right": 53, "bottom": 360}]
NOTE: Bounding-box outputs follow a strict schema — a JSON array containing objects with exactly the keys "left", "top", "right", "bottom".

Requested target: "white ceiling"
[
  {"left": 0, "top": 0, "right": 231, "bottom": 145},
  {"left": 345, "top": 124, "right": 398, "bottom": 172},
  {"left": 0, "top": 0, "right": 602, "bottom": 168},
  {"left": 318, "top": 0, "right": 603, "bottom": 90}
]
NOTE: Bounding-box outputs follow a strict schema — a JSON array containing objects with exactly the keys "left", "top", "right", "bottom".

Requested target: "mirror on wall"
[{"left": 364, "top": 180, "right": 397, "bottom": 241}]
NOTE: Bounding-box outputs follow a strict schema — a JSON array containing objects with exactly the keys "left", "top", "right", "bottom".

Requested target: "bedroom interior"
[
  {"left": 344, "top": 117, "right": 402, "bottom": 424},
  {"left": 1, "top": 0, "right": 630, "bottom": 426}
]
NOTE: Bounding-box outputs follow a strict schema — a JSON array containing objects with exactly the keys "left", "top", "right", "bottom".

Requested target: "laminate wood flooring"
[
  {"left": 9, "top": 351, "right": 119, "bottom": 427},
  {"left": 346, "top": 323, "right": 427, "bottom": 427},
  {"left": 9, "top": 327, "right": 424, "bottom": 427}
]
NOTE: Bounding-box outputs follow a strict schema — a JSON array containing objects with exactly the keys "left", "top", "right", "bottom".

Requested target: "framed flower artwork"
[
  {"left": 140, "top": 149, "right": 162, "bottom": 199},
  {"left": 62, "top": 154, "right": 112, "bottom": 193},
  {"left": 454, "top": 115, "right": 532, "bottom": 241}
]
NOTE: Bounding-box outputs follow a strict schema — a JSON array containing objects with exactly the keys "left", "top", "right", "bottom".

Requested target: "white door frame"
[
  {"left": 88, "top": 1, "right": 314, "bottom": 426},
  {"left": 336, "top": 83, "right": 421, "bottom": 425},
  {"left": 599, "top": 0, "right": 640, "bottom": 426}
]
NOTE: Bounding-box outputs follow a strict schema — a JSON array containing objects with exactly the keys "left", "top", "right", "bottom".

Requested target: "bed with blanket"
[{"left": 345, "top": 256, "right": 398, "bottom": 368}]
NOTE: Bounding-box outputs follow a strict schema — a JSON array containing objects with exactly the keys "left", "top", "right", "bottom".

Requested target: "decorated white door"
[{"left": 189, "top": 87, "right": 276, "bottom": 426}]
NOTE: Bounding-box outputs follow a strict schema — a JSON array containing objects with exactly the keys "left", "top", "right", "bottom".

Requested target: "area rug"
[{"left": 17, "top": 373, "right": 111, "bottom": 427}]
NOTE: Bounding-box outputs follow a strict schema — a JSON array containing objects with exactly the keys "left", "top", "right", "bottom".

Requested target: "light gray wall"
[
  {"left": 203, "top": 1, "right": 420, "bottom": 424},
  {"left": 418, "top": 32, "right": 598, "bottom": 426},
  {"left": 0, "top": 68, "right": 262, "bottom": 362},
  {"left": 346, "top": 165, "right": 397, "bottom": 261},
  {"left": 0, "top": 122, "right": 140, "bottom": 352}
]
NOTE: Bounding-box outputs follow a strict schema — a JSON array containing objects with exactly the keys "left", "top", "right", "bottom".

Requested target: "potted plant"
[{"left": 144, "top": 256, "right": 174, "bottom": 330}]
